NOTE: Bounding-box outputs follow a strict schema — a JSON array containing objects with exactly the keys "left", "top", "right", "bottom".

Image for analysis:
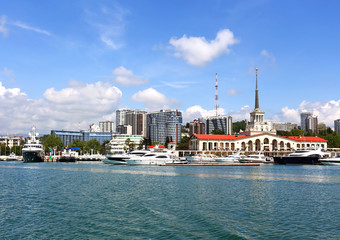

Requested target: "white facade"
[
  {"left": 0, "top": 135, "right": 23, "bottom": 148},
  {"left": 99, "top": 121, "right": 114, "bottom": 133},
  {"left": 189, "top": 133, "right": 328, "bottom": 152},
  {"left": 108, "top": 134, "right": 144, "bottom": 153}
]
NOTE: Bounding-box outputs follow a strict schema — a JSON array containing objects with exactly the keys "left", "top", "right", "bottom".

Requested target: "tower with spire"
[{"left": 244, "top": 68, "right": 276, "bottom": 136}]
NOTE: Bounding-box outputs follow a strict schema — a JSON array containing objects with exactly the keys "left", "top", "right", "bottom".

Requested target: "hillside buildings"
[
  {"left": 272, "top": 122, "right": 298, "bottom": 132},
  {"left": 335, "top": 119, "right": 340, "bottom": 133}
]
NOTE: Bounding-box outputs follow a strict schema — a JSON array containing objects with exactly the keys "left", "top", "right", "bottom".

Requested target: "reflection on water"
[
  {"left": 1, "top": 162, "right": 339, "bottom": 239},
  {"left": 2, "top": 163, "right": 340, "bottom": 183}
]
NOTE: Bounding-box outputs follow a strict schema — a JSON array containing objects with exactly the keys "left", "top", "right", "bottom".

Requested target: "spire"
[
  {"left": 255, "top": 67, "right": 259, "bottom": 109},
  {"left": 215, "top": 73, "right": 219, "bottom": 116}
]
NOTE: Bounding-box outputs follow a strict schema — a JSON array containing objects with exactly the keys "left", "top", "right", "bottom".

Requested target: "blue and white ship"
[{"left": 22, "top": 126, "right": 45, "bottom": 163}]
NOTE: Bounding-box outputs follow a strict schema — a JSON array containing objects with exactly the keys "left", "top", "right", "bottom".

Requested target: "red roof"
[
  {"left": 193, "top": 134, "right": 247, "bottom": 140},
  {"left": 148, "top": 145, "right": 166, "bottom": 148},
  {"left": 286, "top": 136, "right": 328, "bottom": 142}
]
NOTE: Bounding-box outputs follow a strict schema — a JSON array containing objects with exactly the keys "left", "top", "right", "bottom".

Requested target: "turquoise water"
[{"left": 1, "top": 162, "right": 339, "bottom": 239}]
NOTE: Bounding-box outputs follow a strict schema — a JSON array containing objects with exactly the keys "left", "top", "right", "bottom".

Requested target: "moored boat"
[
  {"left": 215, "top": 151, "right": 241, "bottom": 163},
  {"left": 22, "top": 127, "right": 45, "bottom": 163},
  {"left": 319, "top": 156, "right": 340, "bottom": 166},
  {"left": 6, "top": 152, "right": 20, "bottom": 161},
  {"left": 273, "top": 147, "right": 330, "bottom": 165},
  {"left": 125, "top": 152, "right": 173, "bottom": 165},
  {"left": 239, "top": 152, "right": 272, "bottom": 163},
  {"left": 59, "top": 148, "right": 78, "bottom": 162},
  {"left": 104, "top": 150, "right": 150, "bottom": 165}
]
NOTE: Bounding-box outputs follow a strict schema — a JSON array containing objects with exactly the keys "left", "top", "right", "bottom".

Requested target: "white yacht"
[
  {"left": 215, "top": 151, "right": 241, "bottom": 163},
  {"left": 6, "top": 152, "right": 20, "bottom": 161},
  {"left": 273, "top": 147, "right": 330, "bottom": 165},
  {"left": 59, "top": 148, "right": 79, "bottom": 162},
  {"left": 103, "top": 150, "right": 150, "bottom": 165},
  {"left": 125, "top": 152, "right": 173, "bottom": 165},
  {"left": 239, "top": 152, "right": 271, "bottom": 163},
  {"left": 186, "top": 154, "right": 216, "bottom": 162},
  {"left": 319, "top": 156, "right": 340, "bottom": 166},
  {"left": 22, "top": 127, "right": 45, "bottom": 163}
]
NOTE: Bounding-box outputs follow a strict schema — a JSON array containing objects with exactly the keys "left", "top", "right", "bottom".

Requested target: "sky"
[{"left": 0, "top": 0, "right": 340, "bottom": 135}]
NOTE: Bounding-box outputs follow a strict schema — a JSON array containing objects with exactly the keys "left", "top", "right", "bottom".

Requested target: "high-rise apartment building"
[
  {"left": 116, "top": 108, "right": 130, "bottom": 127},
  {"left": 189, "top": 119, "right": 206, "bottom": 136},
  {"left": 306, "top": 115, "right": 318, "bottom": 133},
  {"left": 334, "top": 119, "right": 340, "bottom": 133},
  {"left": 300, "top": 111, "right": 312, "bottom": 131},
  {"left": 301, "top": 111, "right": 318, "bottom": 133},
  {"left": 125, "top": 110, "right": 147, "bottom": 137},
  {"left": 147, "top": 109, "right": 182, "bottom": 144},
  {"left": 205, "top": 116, "right": 232, "bottom": 135},
  {"left": 116, "top": 109, "right": 147, "bottom": 136},
  {"left": 99, "top": 121, "right": 114, "bottom": 133}
]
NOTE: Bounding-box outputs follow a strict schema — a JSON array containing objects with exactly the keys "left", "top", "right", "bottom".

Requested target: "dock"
[{"left": 163, "top": 163, "right": 261, "bottom": 166}]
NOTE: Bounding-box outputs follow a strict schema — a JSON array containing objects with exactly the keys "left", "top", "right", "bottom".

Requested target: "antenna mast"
[{"left": 215, "top": 73, "right": 219, "bottom": 117}]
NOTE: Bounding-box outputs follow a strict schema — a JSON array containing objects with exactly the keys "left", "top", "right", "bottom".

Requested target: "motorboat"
[
  {"left": 215, "top": 151, "right": 241, "bottom": 163},
  {"left": 104, "top": 150, "right": 150, "bottom": 165},
  {"left": 239, "top": 152, "right": 271, "bottom": 163},
  {"left": 125, "top": 152, "right": 173, "bottom": 165},
  {"left": 165, "top": 158, "right": 188, "bottom": 164},
  {"left": 22, "top": 127, "right": 45, "bottom": 163},
  {"left": 319, "top": 156, "right": 340, "bottom": 166},
  {"left": 59, "top": 148, "right": 78, "bottom": 162},
  {"left": 6, "top": 152, "right": 20, "bottom": 161},
  {"left": 186, "top": 154, "right": 216, "bottom": 163},
  {"left": 273, "top": 147, "right": 330, "bottom": 165}
]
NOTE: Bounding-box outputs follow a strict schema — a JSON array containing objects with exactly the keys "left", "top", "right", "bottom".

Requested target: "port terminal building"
[{"left": 188, "top": 133, "right": 327, "bottom": 153}]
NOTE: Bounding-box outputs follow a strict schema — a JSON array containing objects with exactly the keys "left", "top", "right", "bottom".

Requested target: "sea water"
[{"left": 0, "top": 161, "right": 339, "bottom": 239}]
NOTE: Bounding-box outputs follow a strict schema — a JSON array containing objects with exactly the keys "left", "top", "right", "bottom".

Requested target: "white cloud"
[
  {"left": 260, "top": 49, "right": 276, "bottom": 69},
  {"left": 162, "top": 81, "right": 196, "bottom": 88},
  {"left": 112, "top": 66, "right": 148, "bottom": 86},
  {"left": 169, "top": 29, "right": 239, "bottom": 67},
  {"left": 85, "top": 3, "right": 128, "bottom": 50},
  {"left": 11, "top": 21, "right": 52, "bottom": 36},
  {"left": 182, "top": 105, "right": 227, "bottom": 123},
  {"left": 131, "top": 88, "right": 179, "bottom": 111},
  {"left": 0, "top": 81, "right": 122, "bottom": 134},
  {"left": 272, "top": 100, "right": 340, "bottom": 127},
  {"left": 228, "top": 105, "right": 251, "bottom": 122},
  {"left": 0, "top": 15, "right": 8, "bottom": 37},
  {"left": 1, "top": 67, "right": 16, "bottom": 82},
  {"left": 226, "top": 88, "right": 242, "bottom": 96}
]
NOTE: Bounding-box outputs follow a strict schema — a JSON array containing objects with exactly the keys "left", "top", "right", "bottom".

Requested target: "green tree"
[
  {"left": 165, "top": 136, "right": 170, "bottom": 148},
  {"left": 70, "top": 139, "right": 86, "bottom": 153},
  {"left": 211, "top": 129, "right": 226, "bottom": 135},
  {"left": 42, "top": 134, "right": 63, "bottom": 153},
  {"left": 124, "top": 138, "right": 135, "bottom": 152},
  {"left": 86, "top": 139, "right": 101, "bottom": 153},
  {"left": 100, "top": 140, "right": 110, "bottom": 154},
  {"left": 232, "top": 120, "right": 247, "bottom": 133},
  {"left": 177, "top": 136, "right": 189, "bottom": 150},
  {"left": 10, "top": 146, "right": 21, "bottom": 156},
  {"left": 290, "top": 129, "right": 304, "bottom": 136}
]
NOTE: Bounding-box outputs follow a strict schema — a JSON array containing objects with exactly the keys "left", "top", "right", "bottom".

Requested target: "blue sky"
[{"left": 0, "top": 0, "right": 339, "bottom": 134}]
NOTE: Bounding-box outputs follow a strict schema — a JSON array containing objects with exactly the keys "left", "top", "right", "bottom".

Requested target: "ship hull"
[
  {"left": 22, "top": 151, "right": 45, "bottom": 163},
  {"left": 273, "top": 156, "right": 321, "bottom": 165}
]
